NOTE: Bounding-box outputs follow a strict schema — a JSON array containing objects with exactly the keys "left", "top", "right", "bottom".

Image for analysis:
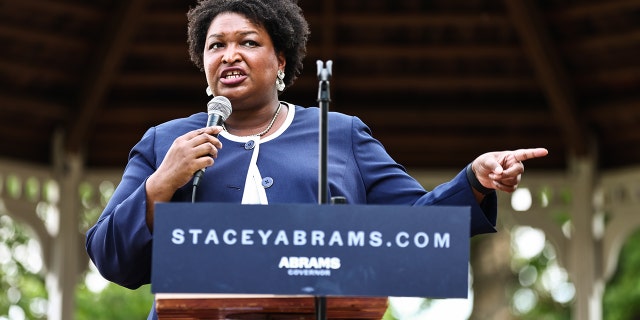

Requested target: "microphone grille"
[{"left": 207, "top": 96, "right": 232, "bottom": 121}]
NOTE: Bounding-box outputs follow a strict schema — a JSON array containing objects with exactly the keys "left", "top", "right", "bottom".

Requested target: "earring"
[
  {"left": 206, "top": 86, "right": 213, "bottom": 96},
  {"left": 276, "top": 70, "right": 285, "bottom": 92}
]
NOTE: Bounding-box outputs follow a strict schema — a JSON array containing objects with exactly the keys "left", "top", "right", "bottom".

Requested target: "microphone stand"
[{"left": 315, "top": 60, "right": 332, "bottom": 320}]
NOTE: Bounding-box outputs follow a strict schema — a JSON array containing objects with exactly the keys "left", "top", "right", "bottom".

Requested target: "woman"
[{"left": 85, "top": 0, "right": 548, "bottom": 319}]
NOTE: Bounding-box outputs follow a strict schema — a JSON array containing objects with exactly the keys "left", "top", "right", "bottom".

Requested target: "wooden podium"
[{"left": 155, "top": 294, "right": 388, "bottom": 319}]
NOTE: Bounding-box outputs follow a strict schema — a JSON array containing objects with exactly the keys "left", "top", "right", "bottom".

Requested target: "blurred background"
[{"left": 1, "top": 0, "right": 639, "bottom": 319}]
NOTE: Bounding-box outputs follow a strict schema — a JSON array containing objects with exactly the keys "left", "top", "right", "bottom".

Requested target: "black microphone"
[{"left": 192, "top": 96, "right": 232, "bottom": 188}]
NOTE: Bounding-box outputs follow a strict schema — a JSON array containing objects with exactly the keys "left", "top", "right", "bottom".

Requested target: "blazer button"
[
  {"left": 262, "top": 177, "right": 274, "bottom": 188},
  {"left": 244, "top": 140, "right": 255, "bottom": 150}
]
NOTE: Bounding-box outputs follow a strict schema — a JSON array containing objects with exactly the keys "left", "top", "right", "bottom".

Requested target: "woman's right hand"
[
  {"left": 145, "top": 126, "right": 222, "bottom": 222},
  {"left": 144, "top": 126, "right": 224, "bottom": 229},
  {"left": 149, "top": 126, "right": 224, "bottom": 196}
]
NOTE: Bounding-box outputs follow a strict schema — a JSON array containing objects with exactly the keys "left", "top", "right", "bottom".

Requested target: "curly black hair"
[{"left": 187, "top": 0, "right": 310, "bottom": 90}]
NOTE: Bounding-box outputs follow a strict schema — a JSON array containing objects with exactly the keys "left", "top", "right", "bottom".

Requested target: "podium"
[
  {"left": 152, "top": 203, "right": 470, "bottom": 319},
  {"left": 155, "top": 294, "right": 387, "bottom": 319}
]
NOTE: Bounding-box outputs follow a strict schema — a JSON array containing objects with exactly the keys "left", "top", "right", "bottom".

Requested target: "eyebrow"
[{"left": 208, "top": 30, "right": 259, "bottom": 39}]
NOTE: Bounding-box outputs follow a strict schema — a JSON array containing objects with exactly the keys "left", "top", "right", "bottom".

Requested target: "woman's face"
[{"left": 203, "top": 12, "right": 285, "bottom": 108}]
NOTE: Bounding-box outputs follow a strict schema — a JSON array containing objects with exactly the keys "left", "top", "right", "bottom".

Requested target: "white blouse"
[{"left": 218, "top": 102, "right": 295, "bottom": 204}]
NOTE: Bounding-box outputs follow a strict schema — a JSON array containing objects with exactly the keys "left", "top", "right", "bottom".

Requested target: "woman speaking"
[{"left": 85, "top": 1, "right": 548, "bottom": 319}]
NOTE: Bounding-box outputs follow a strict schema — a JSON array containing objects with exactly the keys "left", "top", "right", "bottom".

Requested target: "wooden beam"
[
  {"left": 114, "top": 72, "right": 537, "bottom": 92},
  {"left": 330, "top": 75, "right": 537, "bottom": 92},
  {"left": 331, "top": 45, "right": 521, "bottom": 59},
  {"left": 0, "top": 59, "right": 73, "bottom": 85},
  {"left": 65, "top": 0, "right": 149, "bottom": 153},
  {"left": 318, "top": 13, "right": 510, "bottom": 28},
  {"left": 379, "top": 131, "right": 564, "bottom": 152},
  {"left": 2, "top": 0, "right": 102, "bottom": 20},
  {"left": 0, "top": 93, "right": 66, "bottom": 119},
  {"left": 115, "top": 73, "right": 202, "bottom": 88},
  {"left": 131, "top": 43, "right": 522, "bottom": 60},
  {"left": 142, "top": 12, "right": 511, "bottom": 29},
  {"left": 354, "top": 109, "right": 551, "bottom": 128},
  {"left": 587, "top": 100, "right": 640, "bottom": 125},
  {"left": 504, "top": 0, "right": 588, "bottom": 155},
  {"left": 578, "top": 65, "right": 640, "bottom": 88},
  {"left": 320, "top": 0, "right": 336, "bottom": 59},
  {"left": 568, "top": 28, "right": 640, "bottom": 52},
  {"left": 551, "top": 0, "right": 640, "bottom": 20},
  {"left": 0, "top": 24, "right": 86, "bottom": 50}
]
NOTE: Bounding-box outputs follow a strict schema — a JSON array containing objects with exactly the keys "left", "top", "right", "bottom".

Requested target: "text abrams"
[{"left": 278, "top": 256, "right": 341, "bottom": 269}]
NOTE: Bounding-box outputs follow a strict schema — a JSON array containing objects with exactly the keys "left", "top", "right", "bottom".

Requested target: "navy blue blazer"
[{"left": 85, "top": 104, "right": 497, "bottom": 319}]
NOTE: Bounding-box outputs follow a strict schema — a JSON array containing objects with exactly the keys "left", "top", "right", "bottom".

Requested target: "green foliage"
[
  {"left": 603, "top": 229, "right": 640, "bottom": 320},
  {"left": 509, "top": 230, "right": 572, "bottom": 320},
  {"left": 517, "top": 293, "right": 570, "bottom": 320},
  {"left": 0, "top": 215, "right": 153, "bottom": 320},
  {"left": 0, "top": 215, "right": 48, "bottom": 319},
  {"left": 75, "top": 282, "right": 154, "bottom": 320},
  {"left": 382, "top": 306, "right": 395, "bottom": 320}
]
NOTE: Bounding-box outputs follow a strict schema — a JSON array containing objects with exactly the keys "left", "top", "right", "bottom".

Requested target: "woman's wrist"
[{"left": 465, "top": 163, "right": 494, "bottom": 195}]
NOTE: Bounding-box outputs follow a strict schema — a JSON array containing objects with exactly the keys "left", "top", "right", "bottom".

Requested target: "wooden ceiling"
[{"left": 1, "top": 0, "right": 639, "bottom": 171}]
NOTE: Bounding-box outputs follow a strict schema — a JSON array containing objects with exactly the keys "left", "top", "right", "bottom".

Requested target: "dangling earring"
[
  {"left": 206, "top": 86, "right": 213, "bottom": 96},
  {"left": 276, "top": 70, "right": 285, "bottom": 92}
]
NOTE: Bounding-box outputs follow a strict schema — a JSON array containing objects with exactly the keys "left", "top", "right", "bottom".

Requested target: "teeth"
[{"left": 224, "top": 70, "right": 243, "bottom": 79}]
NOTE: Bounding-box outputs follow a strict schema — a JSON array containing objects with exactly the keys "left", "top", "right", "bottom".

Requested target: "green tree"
[
  {"left": 75, "top": 282, "right": 153, "bottom": 320},
  {"left": 603, "top": 229, "right": 640, "bottom": 320},
  {"left": 0, "top": 214, "right": 48, "bottom": 319}
]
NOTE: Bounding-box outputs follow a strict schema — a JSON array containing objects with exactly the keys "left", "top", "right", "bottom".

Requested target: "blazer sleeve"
[
  {"left": 85, "top": 127, "right": 158, "bottom": 289},
  {"left": 349, "top": 116, "right": 497, "bottom": 236}
]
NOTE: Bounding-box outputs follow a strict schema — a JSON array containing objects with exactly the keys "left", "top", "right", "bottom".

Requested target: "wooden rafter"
[
  {"left": 553, "top": 0, "right": 640, "bottom": 19},
  {"left": 320, "top": 0, "right": 336, "bottom": 58},
  {"left": 330, "top": 13, "right": 510, "bottom": 27},
  {"left": 504, "top": 0, "right": 589, "bottom": 155},
  {"left": 65, "top": 0, "right": 148, "bottom": 153}
]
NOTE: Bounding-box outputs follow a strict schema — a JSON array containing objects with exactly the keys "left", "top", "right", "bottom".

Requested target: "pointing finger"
[{"left": 512, "top": 148, "right": 548, "bottom": 162}]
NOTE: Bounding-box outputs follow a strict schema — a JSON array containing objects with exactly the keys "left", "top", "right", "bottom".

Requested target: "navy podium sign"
[{"left": 151, "top": 203, "right": 470, "bottom": 298}]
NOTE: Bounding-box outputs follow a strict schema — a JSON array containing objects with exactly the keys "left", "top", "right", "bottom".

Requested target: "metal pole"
[{"left": 315, "top": 59, "right": 333, "bottom": 320}]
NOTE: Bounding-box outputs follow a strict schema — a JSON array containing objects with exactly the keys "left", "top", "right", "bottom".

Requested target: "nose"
[{"left": 221, "top": 44, "right": 241, "bottom": 64}]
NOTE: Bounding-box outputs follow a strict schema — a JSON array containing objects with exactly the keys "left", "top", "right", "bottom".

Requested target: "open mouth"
[{"left": 222, "top": 70, "right": 245, "bottom": 79}]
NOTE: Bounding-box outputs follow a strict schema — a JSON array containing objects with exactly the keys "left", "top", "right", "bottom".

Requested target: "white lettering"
[
  {"left": 204, "top": 229, "right": 219, "bottom": 244},
  {"left": 170, "top": 229, "right": 450, "bottom": 249},
  {"left": 278, "top": 256, "right": 341, "bottom": 270},
  {"left": 308, "top": 257, "right": 319, "bottom": 268},
  {"left": 223, "top": 229, "right": 237, "bottom": 245},
  {"left": 171, "top": 229, "right": 185, "bottom": 244},
  {"left": 287, "top": 269, "right": 331, "bottom": 276},
  {"left": 258, "top": 229, "right": 272, "bottom": 245},
  {"left": 293, "top": 230, "right": 307, "bottom": 246},
  {"left": 396, "top": 232, "right": 409, "bottom": 248},
  {"left": 434, "top": 232, "right": 450, "bottom": 248},
  {"left": 317, "top": 257, "right": 331, "bottom": 269},
  {"left": 290, "top": 257, "right": 300, "bottom": 268},
  {"left": 311, "top": 231, "right": 325, "bottom": 246},
  {"left": 278, "top": 256, "right": 289, "bottom": 268},
  {"left": 328, "top": 231, "right": 344, "bottom": 246},
  {"left": 347, "top": 231, "right": 365, "bottom": 247},
  {"left": 331, "top": 257, "right": 341, "bottom": 269},
  {"left": 274, "top": 230, "right": 289, "bottom": 245},
  {"left": 188, "top": 229, "right": 202, "bottom": 244},
  {"left": 369, "top": 231, "right": 382, "bottom": 247},
  {"left": 414, "top": 232, "right": 429, "bottom": 248},
  {"left": 241, "top": 229, "right": 254, "bottom": 245}
]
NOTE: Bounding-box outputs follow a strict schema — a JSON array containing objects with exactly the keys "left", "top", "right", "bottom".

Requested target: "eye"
[
  {"left": 208, "top": 42, "right": 224, "bottom": 50},
  {"left": 243, "top": 40, "right": 259, "bottom": 48}
]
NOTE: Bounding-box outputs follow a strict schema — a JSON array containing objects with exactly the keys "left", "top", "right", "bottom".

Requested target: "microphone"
[{"left": 192, "top": 96, "right": 232, "bottom": 188}]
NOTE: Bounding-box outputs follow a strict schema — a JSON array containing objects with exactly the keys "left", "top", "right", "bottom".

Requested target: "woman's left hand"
[{"left": 471, "top": 148, "right": 549, "bottom": 193}]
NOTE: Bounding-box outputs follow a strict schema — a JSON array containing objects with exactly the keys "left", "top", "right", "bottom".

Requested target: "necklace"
[{"left": 223, "top": 103, "right": 282, "bottom": 137}]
